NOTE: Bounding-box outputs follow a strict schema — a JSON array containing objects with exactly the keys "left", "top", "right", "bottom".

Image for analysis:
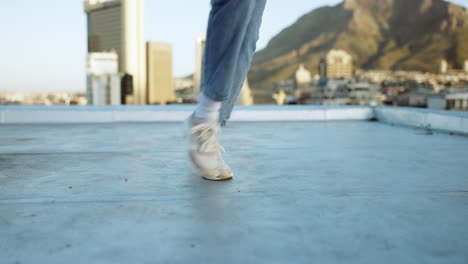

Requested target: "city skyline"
[{"left": 1, "top": 0, "right": 468, "bottom": 93}]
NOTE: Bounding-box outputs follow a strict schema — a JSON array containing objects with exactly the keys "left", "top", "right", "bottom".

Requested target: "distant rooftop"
[
  {"left": 84, "top": 0, "right": 120, "bottom": 12},
  {"left": 1, "top": 106, "right": 467, "bottom": 263}
]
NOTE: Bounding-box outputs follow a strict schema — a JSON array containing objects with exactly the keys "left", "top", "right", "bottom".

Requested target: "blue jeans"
[{"left": 201, "top": 0, "right": 267, "bottom": 125}]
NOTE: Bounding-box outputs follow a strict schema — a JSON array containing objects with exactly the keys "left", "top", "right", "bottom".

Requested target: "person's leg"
[
  {"left": 187, "top": 0, "right": 266, "bottom": 181},
  {"left": 194, "top": 0, "right": 264, "bottom": 121},
  {"left": 219, "top": 0, "right": 267, "bottom": 125},
  {"left": 202, "top": 0, "right": 258, "bottom": 102}
]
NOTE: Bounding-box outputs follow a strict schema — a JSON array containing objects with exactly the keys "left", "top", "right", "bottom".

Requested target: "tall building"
[
  {"left": 84, "top": 0, "right": 146, "bottom": 105},
  {"left": 319, "top": 57, "right": 326, "bottom": 79},
  {"left": 295, "top": 64, "right": 312, "bottom": 89},
  {"left": 324, "top": 50, "right": 353, "bottom": 79},
  {"left": 146, "top": 42, "right": 175, "bottom": 105},
  {"left": 440, "top": 59, "right": 448, "bottom": 74},
  {"left": 464, "top": 60, "right": 468, "bottom": 73},
  {"left": 236, "top": 79, "right": 254, "bottom": 106},
  {"left": 86, "top": 52, "right": 121, "bottom": 105},
  {"left": 193, "top": 33, "right": 206, "bottom": 99}
]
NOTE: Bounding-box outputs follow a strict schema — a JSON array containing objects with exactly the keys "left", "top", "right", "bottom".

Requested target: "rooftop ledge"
[{"left": 1, "top": 105, "right": 467, "bottom": 135}]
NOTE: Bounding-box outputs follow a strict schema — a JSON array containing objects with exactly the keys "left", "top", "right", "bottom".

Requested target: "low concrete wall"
[
  {"left": 0, "top": 105, "right": 373, "bottom": 124},
  {"left": 1, "top": 105, "right": 467, "bottom": 135},
  {"left": 374, "top": 107, "right": 468, "bottom": 135}
]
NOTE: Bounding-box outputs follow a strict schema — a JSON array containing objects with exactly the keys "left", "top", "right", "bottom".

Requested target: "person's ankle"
[{"left": 194, "top": 92, "right": 222, "bottom": 122}]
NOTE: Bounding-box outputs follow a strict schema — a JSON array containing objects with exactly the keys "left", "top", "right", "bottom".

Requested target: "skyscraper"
[
  {"left": 319, "top": 57, "right": 326, "bottom": 79},
  {"left": 84, "top": 0, "right": 146, "bottom": 105},
  {"left": 439, "top": 59, "right": 448, "bottom": 74},
  {"left": 86, "top": 52, "right": 121, "bottom": 105},
  {"left": 146, "top": 42, "right": 175, "bottom": 105},
  {"left": 295, "top": 64, "right": 312, "bottom": 89},
  {"left": 193, "top": 33, "right": 206, "bottom": 99},
  {"left": 236, "top": 79, "right": 254, "bottom": 106},
  {"left": 324, "top": 50, "right": 353, "bottom": 79}
]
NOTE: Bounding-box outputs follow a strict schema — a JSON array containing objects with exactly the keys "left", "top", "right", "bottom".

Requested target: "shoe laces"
[{"left": 191, "top": 122, "right": 225, "bottom": 153}]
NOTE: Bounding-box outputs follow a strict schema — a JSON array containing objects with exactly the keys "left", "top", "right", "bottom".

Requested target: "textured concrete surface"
[{"left": 1, "top": 121, "right": 468, "bottom": 263}]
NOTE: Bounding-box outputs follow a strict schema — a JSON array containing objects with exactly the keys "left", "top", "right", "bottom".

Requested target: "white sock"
[{"left": 194, "top": 92, "right": 222, "bottom": 121}]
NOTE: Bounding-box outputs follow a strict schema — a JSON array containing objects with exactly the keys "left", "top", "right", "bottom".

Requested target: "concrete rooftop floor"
[{"left": 1, "top": 121, "right": 468, "bottom": 263}]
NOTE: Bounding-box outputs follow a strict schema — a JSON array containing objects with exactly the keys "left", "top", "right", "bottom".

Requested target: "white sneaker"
[{"left": 184, "top": 114, "right": 233, "bottom": 181}]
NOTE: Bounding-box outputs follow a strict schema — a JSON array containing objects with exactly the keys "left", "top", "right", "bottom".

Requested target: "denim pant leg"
[
  {"left": 219, "top": 0, "right": 266, "bottom": 125},
  {"left": 201, "top": 0, "right": 267, "bottom": 124}
]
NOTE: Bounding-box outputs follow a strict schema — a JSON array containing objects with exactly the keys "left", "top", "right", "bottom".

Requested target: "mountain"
[{"left": 249, "top": 0, "right": 468, "bottom": 86}]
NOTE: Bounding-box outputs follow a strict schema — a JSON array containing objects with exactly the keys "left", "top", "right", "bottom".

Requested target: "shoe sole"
[{"left": 189, "top": 152, "right": 233, "bottom": 181}]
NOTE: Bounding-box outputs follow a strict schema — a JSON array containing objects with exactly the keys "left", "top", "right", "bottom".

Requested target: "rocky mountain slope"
[{"left": 249, "top": 0, "right": 468, "bottom": 86}]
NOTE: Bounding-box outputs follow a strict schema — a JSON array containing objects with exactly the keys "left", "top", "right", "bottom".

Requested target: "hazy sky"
[{"left": 1, "top": 0, "right": 467, "bottom": 93}]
